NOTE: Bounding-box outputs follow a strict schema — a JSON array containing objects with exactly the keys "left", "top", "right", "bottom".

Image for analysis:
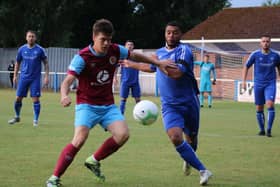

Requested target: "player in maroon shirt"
[{"left": 46, "top": 19, "right": 175, "bottom": 187}]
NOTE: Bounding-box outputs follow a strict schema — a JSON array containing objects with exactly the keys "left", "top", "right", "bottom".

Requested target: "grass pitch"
[{"left": 0, "top": 89, "right": 279, "bottom": 187}]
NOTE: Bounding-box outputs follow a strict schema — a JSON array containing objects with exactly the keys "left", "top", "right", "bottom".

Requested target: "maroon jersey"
[{"left": 68, "top": 44, "right": 129, "bottom": 105}]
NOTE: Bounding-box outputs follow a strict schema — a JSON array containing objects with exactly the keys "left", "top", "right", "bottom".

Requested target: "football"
[{"left": 133, "top": 100, "right": 159, "bottom": 125}]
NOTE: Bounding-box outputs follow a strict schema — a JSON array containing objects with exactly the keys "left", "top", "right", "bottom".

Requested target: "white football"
[{"left": 133, "top": 100, "right": 159, "bottom": 125}]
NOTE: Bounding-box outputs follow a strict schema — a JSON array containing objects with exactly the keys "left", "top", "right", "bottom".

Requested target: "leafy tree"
[
  {"left": 0, "top": 0, "right": 230, "bottom": 48},
  {"left": 262, "top": 0, "right": 280, "bottom": 6}
]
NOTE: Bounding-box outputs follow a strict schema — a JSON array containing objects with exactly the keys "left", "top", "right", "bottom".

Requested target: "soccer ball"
[{"left": 133, "top": 100, "right": 159, "bottom": 126}]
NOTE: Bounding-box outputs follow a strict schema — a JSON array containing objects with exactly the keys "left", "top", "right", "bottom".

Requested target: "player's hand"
[
  {"left": 13, "top": 76, "right": 17, "bottom": 87},
  {"left": 44, "top": 76, "right": 49, "bottom": 87},
  {"left": 113, "top": 76, "right": 118, "bottom": 85},
  {"left": 212, "top": 79, "right": 216, "bottom": 85},
  {"left": 158, "top": 59, "right": 177, "bottom": 75},
  {"left": 119, "top": 59, "right": 133, "bottom": 68},
  {"left": 61, "top": 96, "right": 71, "bottom": 107}
]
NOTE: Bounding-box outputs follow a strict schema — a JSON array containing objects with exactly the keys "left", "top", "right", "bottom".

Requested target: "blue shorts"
[
  {"left": 120, "top": 82, "right": 141, "bottom": 98},
  {"left": 200, "top": 80, "right": 212, "bottom": 92},
  {"left": 75, "top": 104, "right": 125, "bottom": 129},
  {"left": 17, "top": 78, "right": 41, "bottom": 97},
  {"left": 254, "top": 82, "right": 276, "bottom": 105},
  {"left": 162, "top": 97, "right": 200, "bottom": 136}
]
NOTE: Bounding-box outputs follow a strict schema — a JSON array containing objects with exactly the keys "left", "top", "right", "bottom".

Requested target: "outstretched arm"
[
  {"left": 129, "top": 51, "right": 177, "bottom": 74},
  {"left": 120, "top": 59, "right": 154, "bottom": 73}
]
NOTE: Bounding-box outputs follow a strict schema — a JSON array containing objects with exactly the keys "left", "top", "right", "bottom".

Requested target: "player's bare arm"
[
  {"left": 151, "top": 54, "right": 183, "bottom": 79},
  {"left": 242, "top": 66, "right": 249, "bottom": 90},
  {"left": 43, "top": 59, "right": 49, "bottom": 86},
  {"left": 13, "top": 62, "right": 20, "bottom": 85},
  {"left": 119, "top": 59, "right": 154, "bottom": 72},
  {"left": 129, "top": 51, "right": 177, "bottom": 74},
  {"left": 113, "top": 66, "right": 119, "bottom": 85},
  {"left": 60, "top": 74, "right": 76, "bottom": 107},
  {"left": 277, "top": 64, "right": 280, "bottom": 77}
]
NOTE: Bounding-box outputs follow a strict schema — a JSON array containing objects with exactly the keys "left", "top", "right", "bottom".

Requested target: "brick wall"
[{"left": 193, "top": 52, "right": 253, "bottom": 99}]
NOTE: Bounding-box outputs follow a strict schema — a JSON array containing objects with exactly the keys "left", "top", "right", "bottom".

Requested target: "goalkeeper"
[{"left": 194, "top": 54, "right": 216, "bottom": 108}]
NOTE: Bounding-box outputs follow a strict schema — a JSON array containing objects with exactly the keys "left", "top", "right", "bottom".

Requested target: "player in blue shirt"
[
  {"left": 242, "top": 35, "right": 280, "bottom": 137},
  {"left": 115, "top": 40, "right": 141, "bottom": 114},
  {"left": 194, "top": 54, "right": 216, "bottom": 108},
  {"left": 120, "top": 21, "right": 212, "bottom": 185},
  {"left": 8, "top": 30, "right": 49, "bottom": 127}
]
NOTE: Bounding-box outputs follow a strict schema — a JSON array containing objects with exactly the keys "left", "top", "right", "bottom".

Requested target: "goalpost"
[{"left": 181, "top": 38, "right": 280, "bottom": 102}]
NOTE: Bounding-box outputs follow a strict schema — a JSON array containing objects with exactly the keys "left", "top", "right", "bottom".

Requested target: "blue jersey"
[
  {"left": 152, "top": 44, "right": 198, "bottom": 105},
  {"left": 120, "top": 66, "right": 139, "bottom": 85},
  {"left": 16, "top": 44, "right": 47, "bottom": 80},
  {"left": 246, "top": 49, "right": 280, "bottom": 85},
  {"left": 194, "top": 61, "right": 216, "bottom": 81}
]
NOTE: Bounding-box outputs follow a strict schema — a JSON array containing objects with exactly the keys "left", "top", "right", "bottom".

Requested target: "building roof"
[{"left": 182, "top": 7, "right": 280, "bottom": 40}]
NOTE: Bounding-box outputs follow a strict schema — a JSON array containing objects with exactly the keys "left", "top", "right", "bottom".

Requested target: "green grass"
[{"left": 0, "top": 89, "right": 280, "bottom": 187}]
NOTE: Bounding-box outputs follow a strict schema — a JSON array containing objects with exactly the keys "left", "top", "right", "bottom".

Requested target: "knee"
[
  {"left": 114, "top": 129, "right": 130, "bottom": 145},
  {"left": 169, "top": 133, "right": 183, "bottom": 146},
  {"left": 72, "top": 136, "right": 87, "bottom": 149}
]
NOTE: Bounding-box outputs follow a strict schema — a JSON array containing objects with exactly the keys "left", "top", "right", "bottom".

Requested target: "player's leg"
[
  {"left": 199, "top": 92, "right": 205, "bottom": 107},
  {"left": 10, "top": 75, "right": 13, "bottom": 88},
  {"left": 183, "top": 133, "right": 198, "bottom": 176},
  {"left": 199, "top": 81, "right": 206, "bottom": 107},
  {"left": 207, "top": 92, "right": 213, "bottom": 108},
  {"left": 47, "top": 126, "right": 89, "bottom": 186},
  {"left": 254, "top": 85, "right": 266, "bottom": 135},
  {"left": 162, "top": 103, "right": 211, "bottom": 181},
  {"left": 132, "top": 83, "right": 141, "bottom": 103},
  {"left": 8, "top": 79, "right": 30, "bottom": 124},
  {"left": 85, "top": 104, "right": 129, "bottom": 181},
  {"left": 264, "top": 83, "right": 276, "bottom": 137},
  {"left": 186, "top": 96, "right": 212, "bottom": 184},
  {"left": 205, "top": 80, "right": 213, "bottom": 108},
  {"left": 120, "top": 83, "right": 129, "bottom": 114},
  {"left": 47, "top": 104, "right": 94, "bottom": 186},
  {"left": 30, "top": 78, "right": 41, "bottom": 126}
]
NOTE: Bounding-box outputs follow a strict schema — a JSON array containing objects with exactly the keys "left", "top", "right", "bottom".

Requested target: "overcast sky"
[{"left": 230, "top": 0, "right": 265, "bottom": 7}]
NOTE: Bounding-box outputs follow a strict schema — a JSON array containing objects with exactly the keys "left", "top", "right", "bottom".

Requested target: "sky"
[{"left": 230, "top": 0, "right": 264, "bottom": 7}]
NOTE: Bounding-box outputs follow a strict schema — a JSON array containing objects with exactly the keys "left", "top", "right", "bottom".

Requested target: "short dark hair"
[
  {"left": 166, "top": 21, "right": 183, "bottom": 32},
  {"left": 204, "top": 54, "right": 209, "bottom": 57},
  {"left": 125, "top": 40, "right": 134, "bottom": 45},
  {"left": 260, "top": 34, "right": 271, "bottom": 39},
  {"left": 92, "top": 19, "right": 114, "bottom": 36},
  {"left": 26, "top": 30, "right": 37, "bottom": 36}
]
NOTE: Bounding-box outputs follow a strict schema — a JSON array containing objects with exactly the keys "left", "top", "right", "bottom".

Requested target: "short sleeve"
[
  {"left": 68, "top": 55, "right": 85, "bottom": 75},
  {"left": 118, "top": 45, "right": 129, "bottom": 60}
]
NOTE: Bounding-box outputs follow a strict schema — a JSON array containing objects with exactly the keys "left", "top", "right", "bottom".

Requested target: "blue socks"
[
  {"left": 199, "top": 94, "right": 204, "bottom": 106},
  {"left": 33, "top": 101, "right": 41, "bottom": 121},
  {"left": 120, "top": 99, "right": 126, "bottom": 114},
  {"left": 208, "top": 95, "right": 212, "bottom": 106},
  {"left": 14, "top": 101, "right": 22, "bottom": 117},
  {"left": 267, "top": 107, "right": 275, "bottom": 133},
  {"left": 176, "top": 141, "right": 205, "bottom": 171},
  {"left": 256, "top": 111, "right": 265, "bottom": 132}
]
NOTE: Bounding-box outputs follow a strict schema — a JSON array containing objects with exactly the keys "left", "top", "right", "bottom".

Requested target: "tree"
[
  {"left": 0, "top": 0, "right": 230, "bottom": 48},
  {"left": 262, "top": 0, "right": 280, "bottom": 6},
  {"left": 121, "top": 0, "right": 231, "bottom": 48}
]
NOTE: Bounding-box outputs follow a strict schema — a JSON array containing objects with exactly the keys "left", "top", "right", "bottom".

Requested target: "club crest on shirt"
[
  {"left": 109, "top": 56, "right": 117, "bottom": 65},
  {"left": 90, "top": 63, "right": 96, "bottom": 68}
]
